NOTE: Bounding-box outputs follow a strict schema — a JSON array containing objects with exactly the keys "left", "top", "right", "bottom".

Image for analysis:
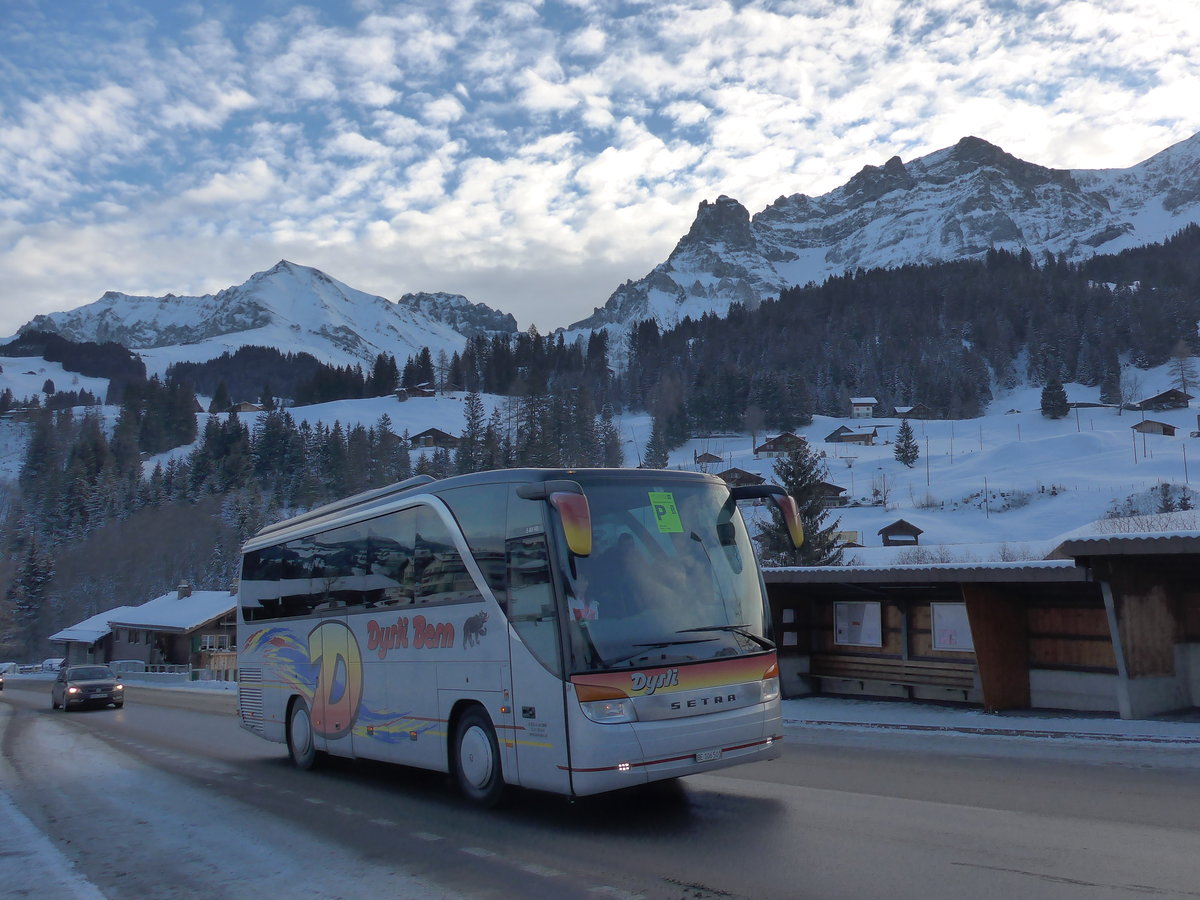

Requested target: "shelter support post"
[{"left": 961, "top": 584, "right": 1030, "bottom": 712}]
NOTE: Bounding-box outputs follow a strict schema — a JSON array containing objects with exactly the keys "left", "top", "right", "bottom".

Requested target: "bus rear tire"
[
  {"left": 287, "top": 697, "right": 318, "bottom": 770},
  {"left": 453, "top": 706, "right": 505, "bottom": 807}
]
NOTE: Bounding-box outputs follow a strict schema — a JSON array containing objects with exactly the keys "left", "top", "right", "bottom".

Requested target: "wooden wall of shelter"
[
  {"left": 767, "top": 564, "right": 1117, "bottom": 714},
  {"left": 767, "top": 537, "right": 1200, "bottom": 719}
]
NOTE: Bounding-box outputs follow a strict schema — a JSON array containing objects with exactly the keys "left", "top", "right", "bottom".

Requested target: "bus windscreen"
[{"left": 557, "top": 478, "right": 769, "bottom": 673}]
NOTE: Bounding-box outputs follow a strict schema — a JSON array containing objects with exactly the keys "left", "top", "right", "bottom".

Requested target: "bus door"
[
  {"left": 306, "top": 609, "right": 359, "bottom": 757},
  {"left": 504, "top": 527, "right": 572, "bottom": 795}
]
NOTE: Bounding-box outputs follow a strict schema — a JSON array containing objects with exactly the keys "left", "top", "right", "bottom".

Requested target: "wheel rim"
[
  {"left": 459, "top": 724, "right": 494, "bottom": 790},
  {"left": 290, "top": 706, "right": 313, "bottom": 758}
]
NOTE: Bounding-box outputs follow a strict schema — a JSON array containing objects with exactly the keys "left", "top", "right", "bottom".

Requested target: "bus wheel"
[
  {"left": 453, "top": 706, "right": 504, "bottom": 807},
  {"left": 287, "top": 697, "right": 317, "bottom": 770}
]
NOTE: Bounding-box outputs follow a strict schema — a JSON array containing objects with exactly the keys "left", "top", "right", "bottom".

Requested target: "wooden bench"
[{"left": 808, "top": 654, "right": 976, "bottom": 691}]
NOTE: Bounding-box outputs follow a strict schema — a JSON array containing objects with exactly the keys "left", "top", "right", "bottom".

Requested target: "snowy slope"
[
  {"left": 14, "top": 261, "right": 497, "bottom": 374},
  {"left": 567, "top": 132, "right": 1200, "bottom": 341},
  {"left": 4, "top": 358, "right": 1200, "bottom": 563}
]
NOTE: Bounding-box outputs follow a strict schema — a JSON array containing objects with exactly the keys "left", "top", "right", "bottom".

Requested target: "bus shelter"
[{"left": 765, "top": 535, "right": 1200, "bottom": 719}]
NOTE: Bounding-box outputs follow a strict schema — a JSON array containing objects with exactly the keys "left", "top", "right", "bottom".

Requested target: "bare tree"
[
  {"left": 1116, "top": 368, "right": 1144, "bottom": 416},
  {"left": 1169, "top": 339, "right": 1198, "bottom": 397}
]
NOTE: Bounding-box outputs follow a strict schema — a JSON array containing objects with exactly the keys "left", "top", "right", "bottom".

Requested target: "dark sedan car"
[{"left": 51, "top": 665, "right": 125, "bottom": 710}]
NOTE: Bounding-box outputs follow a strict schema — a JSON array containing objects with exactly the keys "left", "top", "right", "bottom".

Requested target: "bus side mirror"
[
  {"left": 549, "top": 492, "right": 592, "bottom": 557},
  {"left": 773, "top": 495, "right": 804, "bottom": 549},
  {"left": 729, "top": 484, "right": 804, "bottom": 550},
  {"left": 518, "top": 480, "right": 592, "bottom": 557}
]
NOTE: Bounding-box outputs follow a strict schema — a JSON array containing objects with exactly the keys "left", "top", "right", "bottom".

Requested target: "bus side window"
[
  {"left": 439, "top": 484, "right": 508, "bottom": 603},
  {"left": 279, "top": 537, "right": 314, "bottom": 617},
  {"left": 240, "top": 548, "right": 280, "bottom": 621},
  {"left": 414, "top": 506, "right": 479, "bottom": 604},
  {"left": 368, "top": 508, "right": 415, "bottom": 605},
  {"left": 506, "top": 534, "right": 560, "bottom": 675}
]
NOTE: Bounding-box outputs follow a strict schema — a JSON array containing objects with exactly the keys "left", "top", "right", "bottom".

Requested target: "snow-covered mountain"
[
  {"left": 397, "top": 291, "right": 517, "bottom": 339},
  {"left": 567, "top": 132, "right": 1200, "bottom": 337},
  {"left": 16, "top": 261, "right": 516, "bottom": 373}
]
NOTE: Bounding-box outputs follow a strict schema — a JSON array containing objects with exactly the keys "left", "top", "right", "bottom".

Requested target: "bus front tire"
[
  {"left": 287, "top": 697, "right": 318, "bottom": 770},
  {"left": 453, "top": 706, "right": 505, "bottom": 807}
]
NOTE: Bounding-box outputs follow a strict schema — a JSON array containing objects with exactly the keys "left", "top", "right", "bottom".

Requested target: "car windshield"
[
  {"left": 70, "top": 666, "right": 115, "bottom": 680},
  {"left": 558, "top": 476, "right": 770, "bottom": 673}
]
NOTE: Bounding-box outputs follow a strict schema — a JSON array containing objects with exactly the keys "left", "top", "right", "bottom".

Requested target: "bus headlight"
[
  {"left": 761, "top": 677, "right": 780, "bottom": 704},
  {"left": 580, "top": 698, "right": 639, "bottom": 724}
]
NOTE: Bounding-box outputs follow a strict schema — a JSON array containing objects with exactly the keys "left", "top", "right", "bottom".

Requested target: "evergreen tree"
[
  {"left": 456, "top": 391, "right": 487, "bottom": 473},
  {"left": 643, "top": 418, "right": 670, "bottom": 468},
  {"left": 209, "top": 380, "right": 231, "bottom": 414},
  {"left": 1, "top": 536, "right": 55, "bottom": 659},
  {"left": 598, "top": 403, "right": 624, "bottom": 467},
  {"left": 893, "top": 418, "right": 919, "bottom": 467},
  {"left": 759, "top": 443, "right": 844, "bottom": 566},
  {"left": 1040, "top": 377, "right": 1069, "bottom": 419}
]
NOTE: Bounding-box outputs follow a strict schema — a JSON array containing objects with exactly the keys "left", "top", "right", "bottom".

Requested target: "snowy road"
[{"left": 3, "top": 682, "right": 1200, "bottom": 899}]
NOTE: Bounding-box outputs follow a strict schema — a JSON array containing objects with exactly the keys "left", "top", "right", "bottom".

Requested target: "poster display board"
[
  {"left": 932, "top": 602, "right": 974, "bottom": 651},
  {"left": 834, "top": 601, "right": 882, "bottom": 647}
]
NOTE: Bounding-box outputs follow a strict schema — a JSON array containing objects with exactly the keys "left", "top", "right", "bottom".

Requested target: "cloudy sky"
[{"left": 2, "top": 0, "right": 1198, "bottom": 336}]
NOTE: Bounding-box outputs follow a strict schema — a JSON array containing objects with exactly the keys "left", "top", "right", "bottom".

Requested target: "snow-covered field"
[{"left": 4, "top": 356, "right": 1199, "bottom": 562}]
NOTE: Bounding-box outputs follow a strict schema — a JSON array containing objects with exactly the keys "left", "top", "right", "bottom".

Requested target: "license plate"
[{"left": 696, "top": 748, "right": 722, "bottom": 763}]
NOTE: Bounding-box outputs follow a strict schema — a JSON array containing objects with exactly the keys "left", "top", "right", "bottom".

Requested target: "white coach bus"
[{"left": 236, "top": 467, "right": 803, "bottom": 805}]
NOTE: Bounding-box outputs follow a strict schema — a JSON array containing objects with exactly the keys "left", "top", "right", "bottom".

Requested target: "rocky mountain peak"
[{"left": 678, "top": 195, "right": 755, "bottom": 251}]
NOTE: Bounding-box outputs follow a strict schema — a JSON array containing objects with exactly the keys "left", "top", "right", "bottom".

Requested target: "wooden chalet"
[
  {"left": 850, "top": 397, "right": 877, "bottom": 418},
  {"left": 410, "top": 427, "right": 460, "bottom": 450},
  {"left": 1131, "top": 419, "right": 1178, "bottom": 437},
  {"left": 893, "top": 403, "right": 935, "bottom": 419},
  {"left": 1132, "top": 389, "right": 1193, "bottom": 411},
  {"left": 824, "top": 425, "right": 877, "bottom": 445},
  {"left": 717, "top": 467, "right": 764, "bottom": 487},
  {"left": 105, "top": 584, "right": 237, "bottom": 675},
  {"left": 816, "top": 481, "right": 848, "bottom": 507},
  {"left": 879, "top": 519, "right": 923, "bottom": 546},
  {"left": 753, "top": 432, "right": 807, "bottom": 458},
  {"left": 693, "top": 451, "right": 723, "bottom": 469}
]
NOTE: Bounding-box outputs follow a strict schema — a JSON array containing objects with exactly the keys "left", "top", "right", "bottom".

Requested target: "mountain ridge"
[
  {"left": 566, "top": 131, "right": 1200, "bottom": 337},
  {"left": 18, "top": 260, "right": 518, "bottom": 372}
]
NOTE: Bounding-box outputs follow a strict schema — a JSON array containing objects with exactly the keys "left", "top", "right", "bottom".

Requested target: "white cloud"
[
  {"left": 1, "top": 0, "right": 1199, "bottom": 336},
  {"left": 181, "top": 159, "right": 279, "bottom": 205}
]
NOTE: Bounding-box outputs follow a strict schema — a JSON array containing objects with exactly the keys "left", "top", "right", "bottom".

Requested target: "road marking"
[
  {"left": 411, "top": 831, "right": 443, "bottom": 841},
  {"left": 369, "top": 817, "right": 397, "bottom": 827},
  {"left": 519, "top": 862, "right": 563, "bottom": 878},
  {"left": 461, "top": 847, "right": 496, "bottom": 858}
]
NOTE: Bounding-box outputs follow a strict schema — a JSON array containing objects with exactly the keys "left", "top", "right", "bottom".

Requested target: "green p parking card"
[{"left": 648, "top": 491, "right": 683, "bottom": 533}]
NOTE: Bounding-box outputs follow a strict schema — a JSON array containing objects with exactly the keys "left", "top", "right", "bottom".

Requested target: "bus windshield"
[{"left": 558, "top": 477, "right": 769, "bottom": 673}]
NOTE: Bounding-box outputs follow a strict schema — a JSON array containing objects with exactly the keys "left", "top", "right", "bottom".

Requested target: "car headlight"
[
  {"left": 67, "top": 686, "right": 80, "bottom": 694},
  {"left": 114, "top": 683, "right": 124, "bottom": 690},
  {"left": 761, "top": 676, "right": 781, "bottom": 704},
  {"left": 580, "top": 697, "right": 638, "bottom": 724}
]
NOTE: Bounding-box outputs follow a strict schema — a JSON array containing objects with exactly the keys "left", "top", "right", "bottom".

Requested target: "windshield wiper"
[
  {"left": 676, "top": 624, "right": 775, "bottom": 650},
  {"left": 605, "top": 637, "right": 718, "bottom": 667}
]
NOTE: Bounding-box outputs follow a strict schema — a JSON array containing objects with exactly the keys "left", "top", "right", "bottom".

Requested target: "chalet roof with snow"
[
  {"left": 50, "top": 606, "right": 142, "bottom": 645},
  {"left": 1132, "top": 389, "right": 1193, "bottom": 410},
  {"left": 694, "top": 451, "right": 723, "bottom": 464},
  {"left": 879, "top": 519, "right": 924, "bottom": 537},
  {"left": 753, "top": 432, "right": 806, "bottom": 455},
  {"left": 410, "top": 427, "right": 460, "bottom": 448},
  {"left": 1130, "top": 419, "right": 1177, "bottom": 436},
  {"left": 107, "top": 588, "right": 235, "bottom": 634}
]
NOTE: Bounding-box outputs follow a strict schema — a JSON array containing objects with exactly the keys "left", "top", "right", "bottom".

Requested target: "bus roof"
[{"left": 246, "top": 467, "right": 724, "bottom": 550}]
